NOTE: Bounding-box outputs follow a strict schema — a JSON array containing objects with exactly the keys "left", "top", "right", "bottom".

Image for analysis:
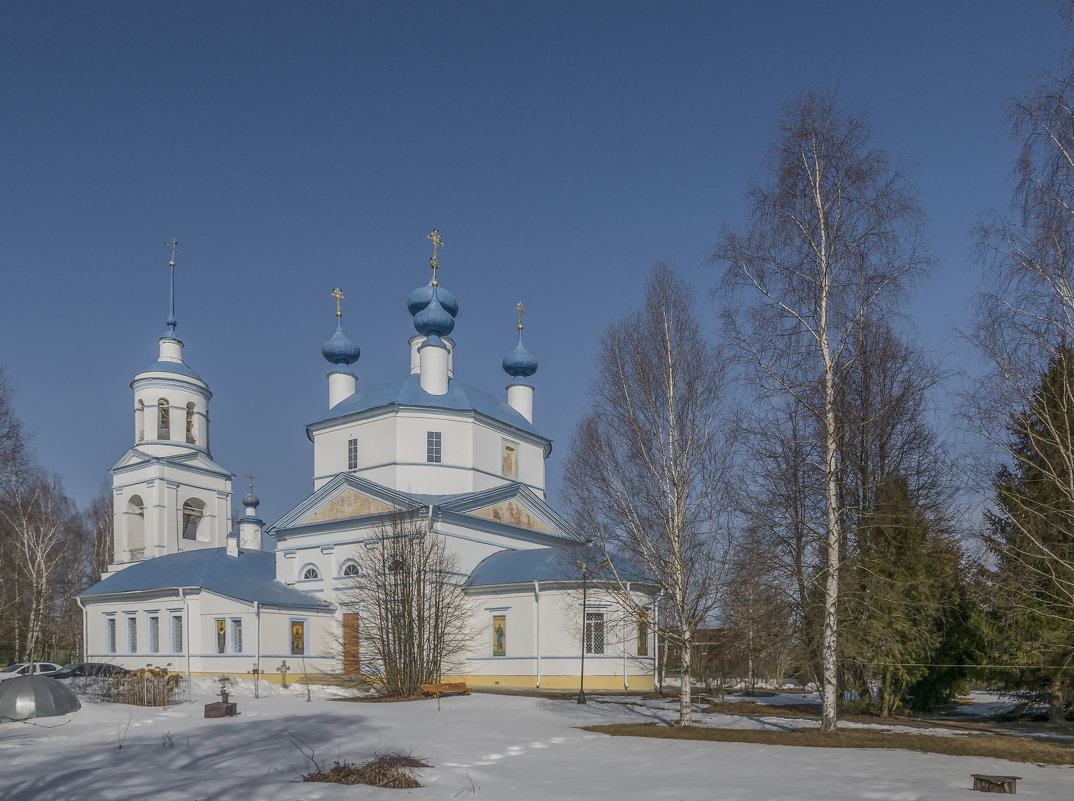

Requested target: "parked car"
[
  {"left": 0, "top": 662, "right": 62, "bottom": 681},
  {"left": 48, "top": 662, "right": 130, "bottom": 679}
]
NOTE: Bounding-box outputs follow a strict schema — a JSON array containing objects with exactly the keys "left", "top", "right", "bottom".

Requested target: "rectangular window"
[
  {"left": 149, "top": 616, "right": 160, "bottom": 654},
  {"left": 231, "top": 619, "right": 243, "bottom": 653},
  {"left": 127, "top": 617, "right": 138, "bottom": 653},
  {"left": 216, "top": 619, "right": 227, "bottom": 654},
  {"left": 291, "top": 619, "right": 306, "bottom": 655},
  {"left": 347, "top": 437, "right": 358, "bottom": 470},
  {"left": 426, "top": 431, "right": 442, "bottom": 463},
  {"left": 637, "top": 610, "right": 649, "bottom": 657},
  {"left": 502, "top": 441, "right": 518, "bottom": 479},
  {"left": 106, "top": 618, "right": 117, "bottom": 654},
  {"left": 585, "top": 612, "right": 605, "bottom": 655},
  {"left": 492, "top": 615, "right": 507, "bottom": 657},
  {"left": 172, "top": 615, "right": 184, "bottom": 653}
]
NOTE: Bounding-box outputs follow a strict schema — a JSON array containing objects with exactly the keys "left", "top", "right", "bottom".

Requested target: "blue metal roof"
[
  {"left": 313, "top": 374, "right": 545, "bottom": 438},
  {"left": 467, "top": 547, "right": 649, "bottom": 587},
  {"left": 134, "top": 360, "right": 205, "bottom": 382},
  {"left": 80, "top": 549, "right": 330, "bottom": 609}
]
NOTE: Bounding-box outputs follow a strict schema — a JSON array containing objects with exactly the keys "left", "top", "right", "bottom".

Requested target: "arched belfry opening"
[
  {"left": 181, "top": 498, "right": 205, "bottom": 541},
  {"left": 157, "top": 398, "right": 170, "bottom": 440},
  {"left": 185, "top": 402, "right": 196, "bottom": 445},
  {"left": 127, "top": 495, "right": 145, "bottom": 560}
]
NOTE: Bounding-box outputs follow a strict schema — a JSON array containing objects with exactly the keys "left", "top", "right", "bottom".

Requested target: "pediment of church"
[
  {"left": 466, "top": 499, "right": 554, "bottom": 534},
  {"left": 301, "top": 489, "right": 394, "bottom": 524}
]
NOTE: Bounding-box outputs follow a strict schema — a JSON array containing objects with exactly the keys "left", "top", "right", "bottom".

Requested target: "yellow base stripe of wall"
[{"left": 441, "top": 674, "right": 656, "bottom": 692}]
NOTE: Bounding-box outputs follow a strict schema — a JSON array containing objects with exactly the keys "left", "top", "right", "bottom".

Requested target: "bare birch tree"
[
  {"left": 562, "top": 262, "right": 736, "bottom": 726},
  {"left": 338, "top": 511, "right": 475, "bottom": 697},
  {"left": 1, "top": 472, "right": 77, "bottom": 662},
  {"left": 713, "top": 89, "right": 931, "bottom": 731},
  {"left": 970, "top": 62, "right": 1074, "bottom": 715}
]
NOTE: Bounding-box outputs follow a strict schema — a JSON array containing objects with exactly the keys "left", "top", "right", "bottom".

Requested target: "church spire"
[{"left": 163, "top": 239, "right": 182, "bottom": 339}]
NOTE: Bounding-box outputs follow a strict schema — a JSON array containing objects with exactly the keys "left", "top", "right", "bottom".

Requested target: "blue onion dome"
[
  {"left": 413, "top": 287, "right": 456, "bottom": 338},
  {"left": 407, "top": 282, "right": 459, "bottom": 318},
  {"left": 321, "top": 318, "right": 360, "bottom": 365},
  {"left": 242, "top": 491, "right": 260, "bottom": 509},
  {"left": 503, "top": 330, "right": 538, "bottom": 378}
]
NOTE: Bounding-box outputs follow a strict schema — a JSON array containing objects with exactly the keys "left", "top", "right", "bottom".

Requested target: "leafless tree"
[
  {"left": 562, "top": 262, "right": 736, "bottom": 726},
  {"left": 337, "top": 511, "right": 476, "bottom": 697},
  {"left": 970, "top": 61, "right": 1074, "bottom": 714},
  {"left": 1, "top": 471, "right": 78, "bottom": 662},
  {"left": 713, "top": 89, "right": 931, "bottom": 731},
  {"left": 84, "top": 485, "right": 115, "bottom": 580}
]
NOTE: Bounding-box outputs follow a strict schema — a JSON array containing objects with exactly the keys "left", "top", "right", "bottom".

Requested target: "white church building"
[{"left": 79, "top": 234, "right": 657, "bottom": 691}]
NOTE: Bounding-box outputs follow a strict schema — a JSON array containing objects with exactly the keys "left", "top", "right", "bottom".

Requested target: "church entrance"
[{"left": 342, "top": 612, "right": 360, "bottom": 674}]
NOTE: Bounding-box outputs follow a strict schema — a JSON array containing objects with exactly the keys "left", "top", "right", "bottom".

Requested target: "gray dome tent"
[{"left": 0, "top": 675, "right": 80, "bottom": 722}]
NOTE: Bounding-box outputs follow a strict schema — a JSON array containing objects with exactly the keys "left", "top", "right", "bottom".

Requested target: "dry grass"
[
  {"left": 581, "top": 722, "right": 1074, "bottom": 765},
  {"left": 303, "top": 753, "right": 432, "bottom": 788}
]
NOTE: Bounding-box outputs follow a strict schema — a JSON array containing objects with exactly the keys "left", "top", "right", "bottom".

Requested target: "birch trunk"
[{"left": 679, "top": 638, "right": 692, "bottom": 726}]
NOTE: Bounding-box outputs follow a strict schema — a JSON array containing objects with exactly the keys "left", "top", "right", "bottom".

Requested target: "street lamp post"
[{"left": 576, "top": 555, "right": 610, "bottom": 705}]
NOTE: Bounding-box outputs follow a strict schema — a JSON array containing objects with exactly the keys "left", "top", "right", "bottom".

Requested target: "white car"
[{"left": 0, "top": 662, "right": 62, "bottom": 681}]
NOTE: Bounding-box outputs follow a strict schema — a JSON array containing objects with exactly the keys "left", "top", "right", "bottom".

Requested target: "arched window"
[
  {"left": 181, "top": 498, "right": 205, "bottom": 541},
  {"left": 341, "top": 562, "right": 360, "bottom": 577},
  {"left": 157, "top": 399, "right": 170, "bottom": 439},
  {"left": 185, "top": 403, "right": 196, "bottom": 445},
  {"left": 136, "top": 400, "right": 145, "bottom": 442},
  {"left": 127, "top": 495, "right": 145, "bottom": 559},
  {"left": 302, "top": 565, "right": 320, "bottom": 581}
]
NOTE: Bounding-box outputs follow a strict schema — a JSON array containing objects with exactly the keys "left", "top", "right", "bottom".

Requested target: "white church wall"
[
  {"left": 447, "top": 585, "right": 656, "bottom": 691},
  {"left": 312, "top": 414, "right": 398, "bottom": 490},
  {"left": 83, "top": 590, "right": 336, "bottom": 679}
]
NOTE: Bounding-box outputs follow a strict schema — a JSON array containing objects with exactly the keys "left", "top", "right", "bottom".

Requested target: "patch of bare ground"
[
  {"left": 303, "top": 753, "right": 432, "bottom": 788},
  {"left": 698, "top": 697, "right": 1074, "bottom": 738},
  {"left": 581, "top": 723, "right": 1074, "bottom": 765}
]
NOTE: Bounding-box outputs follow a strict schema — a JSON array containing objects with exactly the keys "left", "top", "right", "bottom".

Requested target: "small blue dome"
[
  {"left": 321, "top": 319, "right": 360, "bottom": 365},
  {"left": 503, "top": 330, "right": 538, "bottom": 378},
  {"left": 413, "top": 289, "right": 456, "bottom": 338},
  {"left": 408, "top": 282, "right": 459, "bottom": 318},
  {"left": 242, "top": 491, "right": 260, "bottom": 508}
]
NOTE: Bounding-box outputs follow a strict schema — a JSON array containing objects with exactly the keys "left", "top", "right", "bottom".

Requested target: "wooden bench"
[
  {"left": 971, "top": 774, "right": 1020, "bottom": 794},
  {"left": 420, "top": 682, "right": 471, "bottom": 697}
]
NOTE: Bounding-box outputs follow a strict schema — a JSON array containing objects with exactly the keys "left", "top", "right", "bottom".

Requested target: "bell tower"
[{"left": 106, "top": 242, "right": 235, "bottom": 573}]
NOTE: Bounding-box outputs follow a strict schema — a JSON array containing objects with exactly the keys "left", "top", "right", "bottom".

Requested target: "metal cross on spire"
[
  {"left": 331, "top": 288, "right": 345, "bottom": 318},
  {"left": 247, "top": 473, "right": 257, "bottom": 489},
  {"left": 516, "top": 301, "right": 525, "bottom": 331},
  {"left": 427, "top": 229, "right": 444, "bottom": 286},
  {"left": 163, "top": 239, "right": 182, "bottom": 336}
]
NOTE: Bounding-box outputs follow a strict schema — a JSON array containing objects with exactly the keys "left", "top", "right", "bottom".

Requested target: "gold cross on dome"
[
  {"left": 516, "top": 301, "right": 525, "bottom": 330},
  {"left": 427, "top": 229, "right": 444, "bottom": 286},
  {"left": 331, "top": 287, "right": 345, "bottom": 317},
  {"left": 247, "top": 473, "right": 257, "bottom": 489},
  {"left": 164, "top": 239, "right": 182, "bottom": 266}
]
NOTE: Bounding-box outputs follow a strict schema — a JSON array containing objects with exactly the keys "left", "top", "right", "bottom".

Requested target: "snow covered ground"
[{"left": 1, "top": 680, "right": 1070, "bottom": 800}]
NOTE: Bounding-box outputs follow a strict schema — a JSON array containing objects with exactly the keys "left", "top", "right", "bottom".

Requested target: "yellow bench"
[{"left": 420, "top": 682, "right": 471, "bottom": 697}]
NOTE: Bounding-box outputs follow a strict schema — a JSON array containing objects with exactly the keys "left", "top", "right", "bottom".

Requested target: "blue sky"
[{"left": 1, "top": 1, "right": 1067, "bottom": 527}]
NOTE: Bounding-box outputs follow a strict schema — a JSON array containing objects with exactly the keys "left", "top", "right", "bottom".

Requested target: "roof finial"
[
  {"left": 516, "top": 301, "right": 525, "bottom": 331},
  {"left": 163, "top": 239, "right": 182, "bottom": 336},
  {"left": 427, "top": 228, "right": 444, "bottom": 287},
  {"left": 247, "top": 472, "right": 257, "bottom": 490},
  {"left": 331, "top": 287, "right": 345, "bottom": 318}
]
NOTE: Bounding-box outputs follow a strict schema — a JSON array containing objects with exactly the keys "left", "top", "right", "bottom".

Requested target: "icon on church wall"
[
  {"left": 291, "top": 621, "right": 305, "bottom": 655},
  {"left": 501, "top": 442, "right": 518, "bottom": 479},
  {"left": 216, "top": 619, "right": 227, "bottom": 653},
  {"left": 492, "top": 615, "right": 506, "bottom": 657}
]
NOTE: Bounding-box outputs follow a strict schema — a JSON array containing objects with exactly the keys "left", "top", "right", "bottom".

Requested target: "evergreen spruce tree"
[{"left": 986, "top": 347, "right": 1074, "bottom": 722}]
